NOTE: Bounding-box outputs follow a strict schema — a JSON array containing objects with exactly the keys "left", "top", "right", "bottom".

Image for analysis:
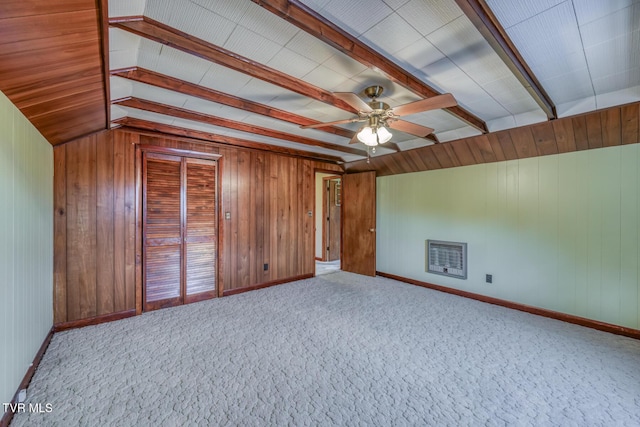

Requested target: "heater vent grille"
[{"left": 426, "top": 240, "right": 467, "bottom": 279}]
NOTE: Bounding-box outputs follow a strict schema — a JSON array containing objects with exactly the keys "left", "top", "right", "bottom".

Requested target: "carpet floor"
[{"left": 11, "top": 272, "right": 640, "bottom": 426}]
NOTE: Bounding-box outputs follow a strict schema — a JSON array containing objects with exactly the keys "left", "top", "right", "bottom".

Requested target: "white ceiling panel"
[
  {"left": 396, "top": 0, "right": 463, "bottom": 37},
  {"left": 360, "top": 13, "right": 423, "bottom": 56},
  {"left": 189, "top": 0, "right": 251, "bottom": 23},
  {"left": 302, "top": 65, "right": 352, "bottom": 90},
  {"left": 382, "top": 0, "right": 411, "bottom": 10},
  {"left": 540, "top": 68, "right": 594, "bottom": 104},
  {"left": 267, "top": 48, "right": 319, "bottom": 79},
  {"left": 485, "top": 0, "right": 566, "bottom": 29},
  {"left": 111, "top": 105, "right": 128, "bottom": 121},
  {"left": 109, "top": 27, "right": 141, "bottom": 52},
  {"left": 513, "top": 110, "right": 548, "bottom": 127},
  {"left": 237, "top": 2, "right": 300, "bottom": 45},
  {"left": 393, "top": 39, "right": 446, "bottom": 73},
  {"left": 136, "top": 38, "right": 162, "bottom": 71},
  {"left": 592, "top": 67, "right": 640, "bottom": 94},
  {"left": 585, "top": 33, "right": 639, "bottom": 83},
  {"left": 109, "top": 0, "right": 147, "bottom": 17},
  {"left": 110, "top": 49, "right": 138, "bottom": 71},
  {"left": 438, "top": 125, "right": 482, "bottom": 142},
  {"left": 267, "top": 94, "right": 316, "bottom": 111},
  {"left": 181, "top": 98, "right": 251, "bottom": 122},
  {"left": 556, "top": 96, "right": 597, "bottom": 117},
  {"left": 234, "top": 78, "right": 284, "bottom": 104},
  {"left": 110, "top": 76, "right": 133, "bottom": 100},
  {"left": 130, "top": 81, "right": 190, "bottom": 106},
  {"left": 153, "top": 45, "right": 213, "bottom": 84},
  {"left": 595, "top": 84, "right": 640, "bottom": 109},
  {"left": 579, "top": 3, "right": 640, "bottom": 48},
  {"left": 575, "top": 0, "right": 639, "bottom": 26},
  {"left": 223, "top": 26, "right": 284, "bottom": 65},
  {"left": 322, "top": 52, "right": 369, "bottom": 79},
  {"left": 318, "top": 0, "right": 393, "bottom": 36},
  {"left": 198, "top": 63, "right": 252, "bottom": 95},
  {"left": 124, "top": 107, "right": 177, "bottom": 125},
  {"left": 464, "top": 98, "right": 509, "bottom": 122},
  {"left": 284, "top": 30, "right": 337, "bottom": 63},
  {"left": 161, "top": 0, "right": 237, "bottom": 46}
]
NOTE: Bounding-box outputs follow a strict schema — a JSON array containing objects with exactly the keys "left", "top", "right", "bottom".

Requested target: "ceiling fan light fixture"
[{"left": 357, "top": 125, "right": 392, "bottom": 146}]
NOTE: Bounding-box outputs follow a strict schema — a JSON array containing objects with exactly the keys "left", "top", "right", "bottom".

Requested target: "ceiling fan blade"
[
  {"left": 387, "top": 120, "right": 434, "bottom": 138},
  {"left": 348, "top": 127, "right": 363, "bottom": 144},
  {"left": 300, "top": 117, "right": 361, "bottom": 129},
  {"left": 391, "top": 93, "right": 457, "bottom": 117},
  {"left": 334, "top": 92, "right": 373, "bottom": 112}
]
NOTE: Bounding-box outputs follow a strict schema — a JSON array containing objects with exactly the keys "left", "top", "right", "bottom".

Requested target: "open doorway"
[{"left": 315, "top": 172, "right": 341, "bottom": 275}]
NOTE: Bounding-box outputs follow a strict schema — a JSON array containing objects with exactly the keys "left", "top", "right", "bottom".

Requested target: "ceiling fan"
[{"left": 300, "top": 85, "right": 457, "bottom": 147}]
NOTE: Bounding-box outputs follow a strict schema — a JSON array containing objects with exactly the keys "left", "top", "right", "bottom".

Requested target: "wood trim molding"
[
  {"left": 377, "top": 272, "right": 640, "bottom": 340},
  {"left": 115, "top": 97, "right": 367, "bottom": 157},
  {"left": 110, "top": 67, "right": 356, "bottom": 140},
  {"left": 454, "top": 0, "right": 556, "bottom": 119},
  {"left": 252, "top": 0, "right": 488, "bottom": 133},
  {"left": 109, "top": 17, "right": 358, "bottom": 113},
  {"left": 53, "top": 309, "right": 136, "bottom": 332},
  {"left": 222, "top": 273, "right": 313, "bottom": 297},
  {"left": 119, "top": 118, "right": 344, "bottom": 163},
  {"left": 0, "top": 327, "right": 54, "bottom": 427}
]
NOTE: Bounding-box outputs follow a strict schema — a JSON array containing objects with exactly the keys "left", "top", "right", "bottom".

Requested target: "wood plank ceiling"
[
  {"left": 1, "top": 0, "right": 639, "bottom": 167},
  {"left": 0, "top": 0, "right": 109, "bottom": 145}
]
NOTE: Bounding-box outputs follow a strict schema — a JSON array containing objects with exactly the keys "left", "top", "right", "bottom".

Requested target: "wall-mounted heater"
[{"left": 426, "top": 240, "right": 467, "bottom": 279}]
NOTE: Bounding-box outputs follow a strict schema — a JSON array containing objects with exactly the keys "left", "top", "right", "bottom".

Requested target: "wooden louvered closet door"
[
  {"left": 143, "top": 152, "right": 218, "bottom": 311},
  {"left": 184, "top": 158, "right": 217, "bottom": 302}
]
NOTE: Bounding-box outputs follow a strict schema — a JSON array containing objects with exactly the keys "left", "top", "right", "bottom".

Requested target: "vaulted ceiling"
[{"left": 1, "top": 0, "right": 639, "bottom": 165}]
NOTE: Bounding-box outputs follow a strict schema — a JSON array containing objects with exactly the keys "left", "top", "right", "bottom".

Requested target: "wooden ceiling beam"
[
  {"left": 109, "top": 16, "right": 358, "bottom": 113},
  {"left": 455, "top": 0, "right": 556, "bottom": 119},
  {"left": 110, "top": 67, "right": 355, "bottom": 139},
  {"left": 252, "top": 0, "right": 488, "bottom": 133},
  {"left": 114, "top": 97, "right": 368, "bottom": 157},
  {"left": 117, "top": 117, "right": 345, "bottom": 163}
]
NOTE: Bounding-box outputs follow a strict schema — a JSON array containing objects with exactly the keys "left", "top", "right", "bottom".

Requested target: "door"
[
  {"left": 184, "top": 158, "right": 217, "bottom": 303},
  {"left": 342, "top": 171, "right": 376, "bottom": 276},
  {"left": 323, "top": 177, "right": 341, "bottom": 261},
  {"left": 143, "top": 152, "right": 218, "bottom": 311},
  {"left": 143, "top": 153, "right": 183, "bottom": 310}
]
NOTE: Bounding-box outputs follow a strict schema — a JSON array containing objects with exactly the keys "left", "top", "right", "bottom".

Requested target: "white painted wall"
[
  {"left": 377, "top": 145, "right": 639, "bottom": 329},
  {"left": 0, "top": 90, "right": 53, "bottom": 406}
]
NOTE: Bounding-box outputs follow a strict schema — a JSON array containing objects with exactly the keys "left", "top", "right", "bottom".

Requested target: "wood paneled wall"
[
  {"left": 54, "top": 130, "right": 136, "bottom": 324},
  {"left": 345, "top": 102, "right": 640, "bottom": 176},
  {"left": 53, "top": 129, "right": 342, "bottom": 324}
]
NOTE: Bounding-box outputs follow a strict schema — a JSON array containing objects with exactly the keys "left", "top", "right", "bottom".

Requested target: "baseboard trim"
[
  {"left": 1, "top": 327, "right": 54, "bottom": 427},
  {"left": 377, "top": 271, "right": 640, "bottom": 341},
  {"left": 53, "top": 309, "right": 136, "bottom": 332},
  {"left": 223, "top": 274, "right": 314, "bottom": 297},
  {"left": 315, "top": 257, "right": 322, "bottom": 261}
]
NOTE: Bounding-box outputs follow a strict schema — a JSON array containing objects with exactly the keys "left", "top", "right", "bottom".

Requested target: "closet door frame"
[{"left": 136, "top": 145, "right": 222, "bottom": 314}]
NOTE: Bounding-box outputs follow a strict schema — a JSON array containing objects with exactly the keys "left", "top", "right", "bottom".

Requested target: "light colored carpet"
[{"left": 11, "top": 272, "right": 640, "bottom": 426}]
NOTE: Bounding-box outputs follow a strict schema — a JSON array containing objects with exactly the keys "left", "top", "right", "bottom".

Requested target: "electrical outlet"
[
  {"left": 225, "top": 212, "right": 231, "bottom": 220},
  {"left": 486, "top": 274, "right": 493, "bottom": 284},
  {"left": 263, "top": 263, "right": 269, "bottom": 271}
]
